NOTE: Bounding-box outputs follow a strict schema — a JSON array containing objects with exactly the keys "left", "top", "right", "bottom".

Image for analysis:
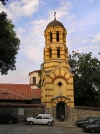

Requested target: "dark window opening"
[
  {"left": 33, "top": 77, "right": 36, "bottom": 84},
  {"left": 49, "top": 49, "right": 52, "bottom": 58},
  {"left": 50, "top": 32, "right": 52, "bottom": 42},
  {"left": 56, "top": 32, "right": 59, "bottom": 42},
  {"left": 57, "top": 48, "right": 60, "bottom": 58},
  {"left": 63, "top": 33, "right": 65, "bottom": 40}
]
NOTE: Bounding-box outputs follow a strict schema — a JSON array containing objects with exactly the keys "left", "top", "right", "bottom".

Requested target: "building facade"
[
  {"left": 29, "top": 70, "right": 40, "bottom": 89},
  {"left": 40, "top": 17, "right": 74, "bottom": 119}
]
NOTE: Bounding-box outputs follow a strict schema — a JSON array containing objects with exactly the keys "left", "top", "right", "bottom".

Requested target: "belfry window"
[
  {"left": 50, "top": 32, "right": 52, "bottom": 42},
  {"left": 33, "top": 77, "right": 36, "bottom": 84},
  {"left": 57, "top": 48, "right": 60, "bottom": 58},
  {"left": 49, "top": 49, "right": 52, "bottom": 58},
  {"left": 56, "top": 32, "right": 59, "bottom": 42}
]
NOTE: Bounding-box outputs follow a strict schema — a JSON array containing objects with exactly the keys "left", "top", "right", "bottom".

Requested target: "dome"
[{"left": 46, "top": 19, "right": 64, "bottom": 29}]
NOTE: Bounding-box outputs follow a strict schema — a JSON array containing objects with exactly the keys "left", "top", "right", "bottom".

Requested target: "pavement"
[
  {"left": 54, "top": 119, "right": 76, "bottom": 127},
  {"left": 18, "top": 118, "right": 76, "bottom": 128}
]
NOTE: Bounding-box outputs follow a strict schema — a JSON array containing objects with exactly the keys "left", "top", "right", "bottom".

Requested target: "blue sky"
[{"left": 0, "top": 0, "right": 100, "bottom": 84}]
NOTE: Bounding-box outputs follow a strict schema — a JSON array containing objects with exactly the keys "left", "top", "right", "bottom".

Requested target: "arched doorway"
[{"left": 56, "top": 101, "right": 65, "bottom": 118}]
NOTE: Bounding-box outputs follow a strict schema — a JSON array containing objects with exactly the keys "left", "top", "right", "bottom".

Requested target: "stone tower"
[{"left": 41, "top": 14, "right": 74, "bottom": 119}]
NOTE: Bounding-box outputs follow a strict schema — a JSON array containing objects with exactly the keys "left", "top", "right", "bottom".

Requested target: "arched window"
[
  {"left": 57, "top": 48, "right": 60, "bottom": 58},
  {"left": 49, "top": 49, "right": 52, "bottom": 58},
  {"left": 50, "top": 32, "right": 52, "bottom": 42},
  {"left": 56, "top": 32, "right": 59, "bottom": 42}
]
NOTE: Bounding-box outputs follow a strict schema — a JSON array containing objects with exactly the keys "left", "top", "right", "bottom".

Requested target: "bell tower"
[
  {"left": 43, "top": 14, "right": 70, "bottom": 72},
  {"left": 41, "top": 13, "right": 74, "bottom": 119}
]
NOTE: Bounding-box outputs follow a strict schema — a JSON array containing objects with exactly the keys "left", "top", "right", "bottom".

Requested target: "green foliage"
[
  {"left": 0, "top": 12, "right": 20, "bottom": 75},
  {"left": 38, "top": 63, "right": 43, "bottom": 88},
  {"left": 0, "top": 0, "right": 8, "bottom": 5},
  {"left": 38, "top": 70, "right": 42, "bottom": 88},
  {"left": 69, "top": 51, "right": 100, "bottom": 107}
]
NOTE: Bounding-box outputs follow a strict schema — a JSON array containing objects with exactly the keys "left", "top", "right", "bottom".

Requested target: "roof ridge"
[{"left": 0, "top": 87, "right": 31, "bottom": 100}]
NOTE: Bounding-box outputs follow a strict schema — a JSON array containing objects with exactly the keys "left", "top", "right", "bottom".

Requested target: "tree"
[
  {"left": 38, "top": 63, "right": 43, "bottom": 88},
  {"left": 0, "top": 0, "right": 8, "bottom": 5},
  {"left": 69, "top": 51, "right": 100, "bottom": 107},
  {"left": 0, "top": 12, "right": 20, "bottom": 75}
]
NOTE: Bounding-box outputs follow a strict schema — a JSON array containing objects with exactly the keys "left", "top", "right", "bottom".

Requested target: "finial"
[{"left": 54, "top": 11, "right": 56, "bottom": 20}]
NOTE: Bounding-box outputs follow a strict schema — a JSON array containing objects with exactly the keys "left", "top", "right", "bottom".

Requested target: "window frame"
[{"left": 33, "top": 77, "right": 36, "bottom": 84}]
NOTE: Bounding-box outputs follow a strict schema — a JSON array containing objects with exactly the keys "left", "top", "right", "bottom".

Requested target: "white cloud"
[
  {"left": 83, "top": 39, "right": 89, "bottom": 44},
  {"left": 18, "top": 18, "right": 47, "bottom": 63},
  {"left": 22, "top": 0, "right": 39, "bottom": 16},
  {"left": 48, "top": 1, "right": 73, "bottom": 21},
  {"left": 23, "top": 44, "right": 43, "bottom": 63},
  {"left": 0, "top": 0, "right": 39, "bottom": 20},
  {"left": 16, "top": 28, "right": 26, "bottom": 39},
  {"left": 68, "top": 28, "right": 75, "bottom": 34},
  {"left": 67, "top": 14, "right": 75, "bottom": 21},
  {"left": 91, "top": 33, "right": 100, "bottom": 43},
  {"left": 0, "top": 3, "right": 13, "bottom": 19},
  {"left": 60, "top": 1, "right": 72, "bottom": 9},
  {"left": 74, "top": 45, "right": 100, "bottom": 58},
  {"left": 18, "top": 0, "right": 74, "bottom": 64}
]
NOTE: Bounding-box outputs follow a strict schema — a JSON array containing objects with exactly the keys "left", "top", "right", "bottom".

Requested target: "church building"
[
  {"left": 29, "top": 14, "right": 74, "bottom": 119},
  {"left": 0, "top": 13, "right": 74, "bottom": 120}
]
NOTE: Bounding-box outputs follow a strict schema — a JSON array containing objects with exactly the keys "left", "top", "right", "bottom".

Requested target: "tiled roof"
[
  {"left": 29, "top": 70, "right": 40, "bottom": 75},
  {"left": 0, "top": 84, "right": 41, "bottom": 101},
  {"left": 31, "top": 89, "right": 41, "bottom": 99}
]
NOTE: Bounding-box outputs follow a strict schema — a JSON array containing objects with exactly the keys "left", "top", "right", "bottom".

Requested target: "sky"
[{"left": 0, "top": 0, "right": 100, "bottom": 84}]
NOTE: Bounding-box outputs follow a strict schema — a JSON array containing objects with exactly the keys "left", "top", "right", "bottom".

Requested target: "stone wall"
[
  {"left": 0, "top": 106, "right": 45, "bottom": 123},
  {"left": 44, "top": 108, "right": 54, "bottom": 117},
  {"left": 1, "top": 105, "right": 100, "bottom": 124},
  {"left": 69, "top": 106, "right": 100, "bottom": 124}
]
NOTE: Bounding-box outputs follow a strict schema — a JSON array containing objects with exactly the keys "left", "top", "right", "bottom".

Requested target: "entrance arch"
[{"left": 56, "top": 101, "right": 65, "bottom": 118}]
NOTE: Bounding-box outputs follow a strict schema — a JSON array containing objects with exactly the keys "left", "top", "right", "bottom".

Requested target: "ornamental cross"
[{"left": 54, "top": 11, "right": 56, "bottom": 20}]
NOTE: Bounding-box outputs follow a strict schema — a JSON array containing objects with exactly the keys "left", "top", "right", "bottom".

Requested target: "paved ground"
[{"left": 0, "top": 124, "right": 90, "bottom": 134}]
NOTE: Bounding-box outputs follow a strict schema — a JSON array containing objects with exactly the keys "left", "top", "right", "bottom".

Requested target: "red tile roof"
[
  {"left": 0, "top": 84, "right": 41, "bottom": 101},
  {"left": 31, "top": 89, "right": 41, "bottom": 99}
]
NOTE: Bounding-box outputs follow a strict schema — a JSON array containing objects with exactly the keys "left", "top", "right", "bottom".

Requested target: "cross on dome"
[{"left": 54, "top": 11, "right": 56, "bottom": 20}]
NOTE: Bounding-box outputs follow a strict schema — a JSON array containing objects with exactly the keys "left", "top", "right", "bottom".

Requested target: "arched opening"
[
  {"left": 50, "top": 32, "right": 52, "bottom": 42},
  {"left": 49, "top": 49, "right": 52, "bottom": 58},
  {"left": 56, "top": 32, "right": 59, "bottom": 42},
  {"left": 57, "top": 48, "right": 60, "bottom": 58},
  {"left": 56, "top": 101, "right": 65, "bottom": 119}
]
